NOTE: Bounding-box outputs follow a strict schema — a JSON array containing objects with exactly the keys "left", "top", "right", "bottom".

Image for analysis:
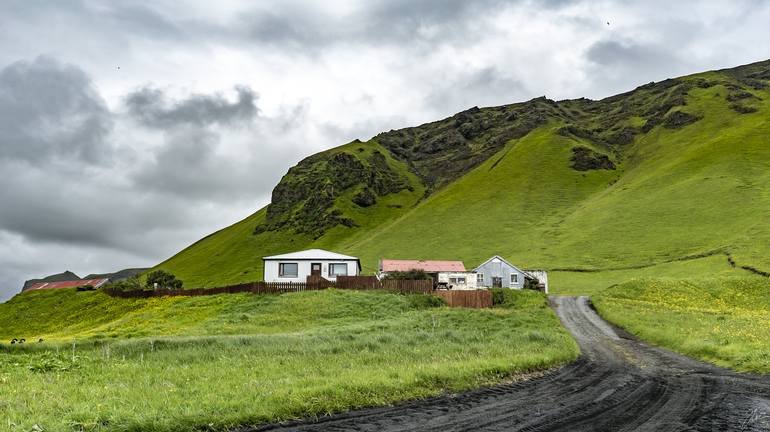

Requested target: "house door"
[
  {"left": 492, "top": 277, "right": 503, "bottom": 288},
  {"left": 311, "top": 263, "right": 322, "bottom": 276}
]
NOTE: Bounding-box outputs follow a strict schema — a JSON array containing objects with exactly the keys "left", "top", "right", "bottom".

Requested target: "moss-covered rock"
[{"left": 570, "top": 147, "right": 616, "bottom": 171}]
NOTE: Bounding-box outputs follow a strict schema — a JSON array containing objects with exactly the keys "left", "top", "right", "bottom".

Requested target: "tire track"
[{"left": 244, "top": 296, "right": 770, "bottom": 432}]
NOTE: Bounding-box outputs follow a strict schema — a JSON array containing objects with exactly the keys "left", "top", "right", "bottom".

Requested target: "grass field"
[
  {"left": 0, "top": 289, "right": 578, "bottom": 431},
  {"left": 593, "top": 276, "right": 770, "bottom": 373}
]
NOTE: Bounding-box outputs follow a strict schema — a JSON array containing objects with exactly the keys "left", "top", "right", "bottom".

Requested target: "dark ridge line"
[
  {"left": 549, "top": 249, "right": 727, "bottom": 273},
  {"left": 549, "top": 249, "right": 770, "bottom": 278},
  {"left": 489, "top": 142, "right": 517, "bottom": 171}
]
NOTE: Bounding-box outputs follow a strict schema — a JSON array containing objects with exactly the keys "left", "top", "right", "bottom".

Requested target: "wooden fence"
[
  {"left": 335, "top": 275, "right": 380, "bottom": 290},
  {"left": 103, "top": 276, "right": 432, "bottom": 298},
  {"left": 434, "top": 290, "right": 493, "bottom": 308},
  {"left": 335, "top": 276, "right": 433, "bottom": 294}
]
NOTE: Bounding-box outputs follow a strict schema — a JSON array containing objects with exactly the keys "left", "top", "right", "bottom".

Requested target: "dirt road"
[{"left": 252, "top": 296, "right": 770, "bottom": 431}]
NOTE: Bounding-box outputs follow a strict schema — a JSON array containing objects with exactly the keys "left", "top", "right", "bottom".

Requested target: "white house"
[
  {"left": 262, "top": 249, "right": 361, "bottom": 283},
  {"left": 474, "top": 255, "right": 534, "bottom": 290}
]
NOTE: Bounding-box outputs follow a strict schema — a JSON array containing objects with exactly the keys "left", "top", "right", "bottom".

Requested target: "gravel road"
[{"left": 250, "top": 296, "right": 770, "bottom": 431}]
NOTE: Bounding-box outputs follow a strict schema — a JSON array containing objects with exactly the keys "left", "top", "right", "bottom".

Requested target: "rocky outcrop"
[{"left": 570, "top": 147, "right": 616, "bottom": 171}]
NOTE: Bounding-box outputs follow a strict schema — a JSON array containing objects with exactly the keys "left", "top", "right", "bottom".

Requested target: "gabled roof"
[
  {"left": 473, "top": 255, "right": 535, "bottom": 279},
  {"left": 26, "top": 278, "right": 110, "bottom": 291},
  {"left": 380, "top": 259, "right": 466, "bottom": 273},
  {"left": 263, "top": 249, "right": 359, "bottom": 261}
]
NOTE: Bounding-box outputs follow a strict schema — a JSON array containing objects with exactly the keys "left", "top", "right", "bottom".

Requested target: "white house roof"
[{"left": 262, "top": 249, "right": 359, "bottom": 261}]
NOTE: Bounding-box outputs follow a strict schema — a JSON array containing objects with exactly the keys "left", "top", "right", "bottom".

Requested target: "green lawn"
[
  {"left": 0, "top": 289, "right": 578, "bottom": 431},
  {"left": 593, "top": 276, "right": 770, "bottom": 373}
]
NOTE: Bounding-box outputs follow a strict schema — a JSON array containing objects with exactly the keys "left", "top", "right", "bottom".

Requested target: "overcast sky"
[{"left": 1, "top": 0, "right": 769, "bottom": 301}]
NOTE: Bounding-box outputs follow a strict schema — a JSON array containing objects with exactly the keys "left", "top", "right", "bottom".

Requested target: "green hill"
[{"left": 152, "top": 60, "right": 770, "bottom": 293}]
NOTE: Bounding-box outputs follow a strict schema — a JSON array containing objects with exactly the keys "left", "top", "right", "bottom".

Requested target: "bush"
[
  {"left": 489, "top": 288, "right": 547, "bottom": 309},
  {"left": 145, "top": 270, "right": 183, "bottom": 290},
  {"left": 383, "top": 270, "right": 433, "bottom": 280},
  {"left": 524, "top": 277, "right": 541, "bottom": 291},
  {"left": 408, "top": 294, "right": 446, "bottom": 309},
  {"left": 104, "top": 276, "right": 143, "bottom": 291},
  {"left": 490, "top": 288, "right": 507, "bottom": 306}
]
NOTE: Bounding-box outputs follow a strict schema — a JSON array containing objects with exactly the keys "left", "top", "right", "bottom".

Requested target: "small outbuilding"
[
  {"left": 474, "top": 255, "right": 536, "bottom": 290},
  {"left": 378, "top": 259, "right": 467, "bottom": 287},
  {"left": 263, "top": 249, "right": 361, "bottom": 283}
]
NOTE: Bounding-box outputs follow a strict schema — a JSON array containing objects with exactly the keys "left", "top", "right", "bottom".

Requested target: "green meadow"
[
  {"left": 0, "top": 289, "right": 577, "bottom": 431},
  {"left": 594, "top": 276, "right": 770, "bottom": 373}
]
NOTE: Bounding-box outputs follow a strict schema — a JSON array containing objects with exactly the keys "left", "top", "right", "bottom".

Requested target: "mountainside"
[{"left": 152, "top": 60, "right": 770, "bottom": 291}]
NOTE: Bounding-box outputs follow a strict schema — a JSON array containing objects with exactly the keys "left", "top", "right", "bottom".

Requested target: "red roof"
[
  {"left": 26, "top": 278, "right": 110, "bottom": 291},
  {"left": 380, "top": 259, "right": 466, "bottom": 273}
]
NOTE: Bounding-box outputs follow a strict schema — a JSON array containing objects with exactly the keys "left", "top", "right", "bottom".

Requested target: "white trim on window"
[
  {"left": 477, "top": 273, "right": 484, "bottom": 283},
  {"left": 511, "top": 273, "right": 518, "bottom": 284},
  {"left": 279, "top": 262, "right": 299, "bottom": 278},
  {"left": 329, "top": 263, "right": 348, "bottom": 277}
]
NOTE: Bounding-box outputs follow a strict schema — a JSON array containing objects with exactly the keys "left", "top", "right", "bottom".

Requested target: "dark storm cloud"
[
  {"left": 130, "top": 128, "right": 246, "bottom": 199},
  {"left": 426, "top": 66, "right": 528, "bottom": 112},
  {"left": 0, "top": 58, "right": 290, "bottom": 299},
  {"left": 0, "top": 56, "right": 113, "bottom": 164},
  {"left": 584, "top": 38, "right": 695, "bottom": 96},
  {"left": 125, "top": 86, "right": 259, "bottom": 128},
  {"left": 587, "top": 40, "right": 680, "bottom": 70},
  {"left": 233, "top": 0, "right": 574, "bottom": 50}
]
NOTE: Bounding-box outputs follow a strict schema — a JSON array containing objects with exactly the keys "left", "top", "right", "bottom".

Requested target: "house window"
[
  {"left": 457, "top": 277, "right": 466, "bottom": 284},
  {"left": 329, "top": 263, "right": 348, "bottom": 277},
  {"left": 279, "top": 263, "right": 298, "bottom": 278},
  {"left": 449, "top": 277, "right": 458, "bottom": 283},
  {"left": 477, "top": 273, "right": 484, "bottom": 283},
  {"left": 511, "top": 274, "right": 518, "bottom": 284}
]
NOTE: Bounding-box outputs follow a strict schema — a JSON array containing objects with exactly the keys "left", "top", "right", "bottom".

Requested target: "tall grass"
[
  {"left": 0, "top": 289, "right": 578, "bottom": 431},
  {"left": 594, "top": 276, "right": 770, "bottom": 373}
]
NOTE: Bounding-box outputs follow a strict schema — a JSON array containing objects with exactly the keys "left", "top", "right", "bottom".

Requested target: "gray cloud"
[
  {"left": 0, "top": 56, "right": 113, "bottom": 163},
  {"left": 231, "top": 0, "right": 519, "bottom": 51},
  {"left": 2, "top": 0, "right": 770, "bottom": 301},
  {"left": 426, "top": 67, "right": 527, "bottom": 112},
  {"left": 125, "top": 85, "right": 258, "bottom": 128}
]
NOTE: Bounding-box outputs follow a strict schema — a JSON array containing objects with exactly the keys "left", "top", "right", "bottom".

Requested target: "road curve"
[{"left": 248, "top": 296, "right": 770, "bottom": 432}]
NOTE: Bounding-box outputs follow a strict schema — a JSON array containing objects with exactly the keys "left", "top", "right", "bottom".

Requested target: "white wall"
[
  {"left": 263, "top": 259, "right": 359, "bottom": 283},
  {"left": 437, "top": 272, "right": 478, "bottom": 290}
]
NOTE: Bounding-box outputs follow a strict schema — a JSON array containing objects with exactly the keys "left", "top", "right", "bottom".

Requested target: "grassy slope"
[
  {"left": 143, "top": 68, "right": 770, "bottom": 295},
  {"left": 593, "top": 276, "right": 770, "bottom": 373},
  {"left": 0, "top": 289, "right": 577, "bottom": 431},
  {"left": 349, "top": 73, "right": 770, "bottom": 290},
  {"left": 152, "top": 141, "right": 426, "bottom": 286}
]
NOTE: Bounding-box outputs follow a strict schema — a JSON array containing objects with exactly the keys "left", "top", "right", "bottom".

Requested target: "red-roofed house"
[
  {"left": 378, "top": 259, "right": 478, "bottom": 290},
  {"left": 379, "top": 259, "right": 466, "bottom": 273},
  {"left": 26, "top": 278, "right": 110, "bottom": 291}
]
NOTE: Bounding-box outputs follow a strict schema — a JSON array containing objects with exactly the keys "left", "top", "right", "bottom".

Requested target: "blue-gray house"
[{"left": 473, "top": 255, "right": 536, "bottom": 289}]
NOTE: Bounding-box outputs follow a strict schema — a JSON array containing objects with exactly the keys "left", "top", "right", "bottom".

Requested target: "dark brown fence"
[
  {"left": 102, "top": 276, "right": 432, "bottom": 299},
  {"left": 335, "top": 275, "right": 379, "bottom": 290},
  {"left": 434, "top": 290, "right": 493, "bottom": 308},
  {"left": 381, "top": 279, "right": 433, "bottom": 294},
  {"left": 335, "top": 276, "right": 432, "bottom": 294}
]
